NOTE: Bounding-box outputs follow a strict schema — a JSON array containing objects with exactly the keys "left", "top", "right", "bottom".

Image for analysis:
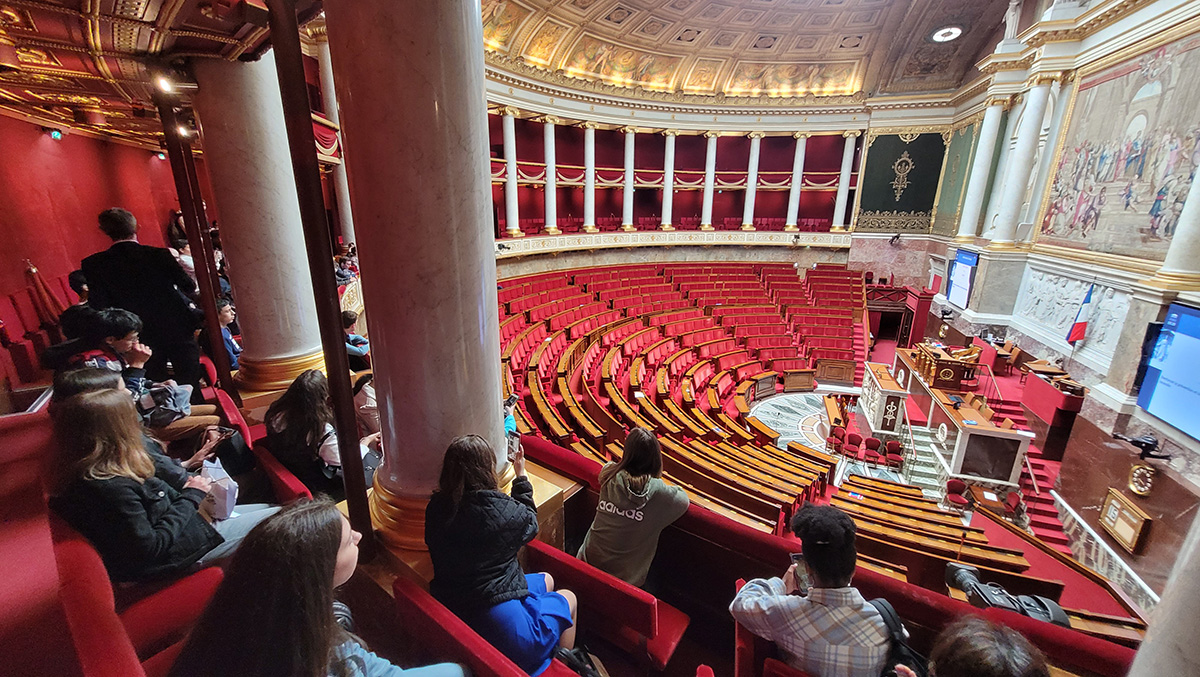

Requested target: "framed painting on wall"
[{"left": 1036, "top": 26, "right": 1200, "bottom": 262}]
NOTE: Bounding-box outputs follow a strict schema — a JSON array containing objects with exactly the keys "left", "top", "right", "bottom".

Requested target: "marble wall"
[{"left": 847, "top": 234, "right": 950, "bottom": 289}]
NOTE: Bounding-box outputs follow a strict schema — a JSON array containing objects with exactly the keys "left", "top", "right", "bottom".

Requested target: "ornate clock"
[{"left": 1128, "top": 464, "right": 1156, "bottom": 497}]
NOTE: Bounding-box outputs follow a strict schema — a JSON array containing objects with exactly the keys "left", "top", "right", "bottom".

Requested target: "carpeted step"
[
  {"left": 1029, "top": 514, "right": 1064, "bottom": 530},
  {"left": 1032, "top": 527, "right": 1071, "bottom": 546},
  {"left": 1051, "top": 543, "right": 1076, "bottom": 557}
]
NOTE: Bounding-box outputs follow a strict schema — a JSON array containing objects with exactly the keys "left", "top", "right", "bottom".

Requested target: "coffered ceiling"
[{"left": 482, "top": 0, "right": 1009, "bottom": 100}]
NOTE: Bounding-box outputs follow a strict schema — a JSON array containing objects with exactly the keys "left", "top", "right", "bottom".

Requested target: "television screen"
[
  {"left": 1137, "top": 303, "right": 1200, "bottom": 441},
  {"left": 947, "top": 249, "right": 978, "bottom": 309}
]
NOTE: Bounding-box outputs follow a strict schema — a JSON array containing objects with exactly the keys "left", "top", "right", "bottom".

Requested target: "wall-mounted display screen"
[{"left": 1137, "top": 303, "right": 1200, "bottom": 441}]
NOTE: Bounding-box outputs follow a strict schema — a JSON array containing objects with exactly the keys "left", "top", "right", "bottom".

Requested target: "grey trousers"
[{"left": 197, "top": 503, "right": 280, "bottom": 564}]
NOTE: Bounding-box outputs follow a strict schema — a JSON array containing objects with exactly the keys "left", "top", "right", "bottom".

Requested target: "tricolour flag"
[{"left": 1066, "top": 284, "right": 1095, "bottom": 346}]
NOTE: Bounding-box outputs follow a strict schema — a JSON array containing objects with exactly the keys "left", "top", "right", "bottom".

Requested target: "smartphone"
[
  {"left": 506, "top": 430, "right": 521, "bottom": 461},
  {"left": 504, "top": 394, "right": 519, "bottom": 408},
  {"left": 789, "top": 553, "right": 812, "bottom": 591}
]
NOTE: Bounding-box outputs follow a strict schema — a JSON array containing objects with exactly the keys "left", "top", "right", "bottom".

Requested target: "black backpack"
[{"left": 868, "top": 598, "right": 928, "bottom": 677}]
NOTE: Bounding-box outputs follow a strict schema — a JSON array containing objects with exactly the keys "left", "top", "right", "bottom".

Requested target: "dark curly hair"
[
  {"left": 790, "top": 504, "right": 857, "bottom": 586},
  {"left": 929, "top": 616, "right": 1049, "bottom": 677}
]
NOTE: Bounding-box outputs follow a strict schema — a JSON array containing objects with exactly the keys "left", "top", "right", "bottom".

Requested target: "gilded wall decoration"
[
  {"left": 932, "top": 121, "right": 980, "bottom": 236},
  {"left": 482, "top": 0, "right": 532, "bottom": 52},
  {"left": 562, "top": 35, "right": 681, "bottom": 91},
  {"left": 726, "top": 61, "right": 858, "bottom": 96},
  {"left": 1039, "top": 32, "right": 1200, "bottom": 261},
  {"left": 684, "top": 58, "right": 723, "bottom": 93},
  {"left": 855, "top": 132, "right": 947, "bottom": 232},
  {"left": 522, "top": 20, "right": 570, "bottom": 66},
  {"left": 891, "top": 151, "right": 914, "bottom": 201},
  {"left": 856, "top": 211, "right": 933, "bottom": 232}
]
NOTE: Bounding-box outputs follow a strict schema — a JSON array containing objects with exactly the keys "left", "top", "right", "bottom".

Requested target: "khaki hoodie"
[{"left": 577, "top": 463, "right": 690, "bottom": 586}]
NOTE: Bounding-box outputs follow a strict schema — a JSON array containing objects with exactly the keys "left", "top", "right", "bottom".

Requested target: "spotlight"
[
  {"left": 177, "top": 125, "right": 192, "bottom": 138},
  {"left": 156, "top": 75, "right": 173, "bottom": 93},
  {"left": 157, "top": 152, "right": 167, "bottom": 160},
  {"left": 931, "top": 26, "right": 962, "bottom": 43},
  {"left": 43, "top": 127, "right": 63, "bottom": 140}
]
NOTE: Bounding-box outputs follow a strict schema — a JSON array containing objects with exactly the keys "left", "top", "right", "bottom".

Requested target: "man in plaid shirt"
[{"left": 730, "top": 505, "right": 893, "bottom": 677}]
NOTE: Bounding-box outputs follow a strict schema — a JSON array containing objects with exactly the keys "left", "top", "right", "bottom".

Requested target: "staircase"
[
  {"left": 902, "top": 426, "right": 950, "bottom": 498},
  {"left": 853, "top": 318, "right": 868, "bottom": 386},
  {"left": 987, "top": 398, "right": 1074, "bottom": 556}
]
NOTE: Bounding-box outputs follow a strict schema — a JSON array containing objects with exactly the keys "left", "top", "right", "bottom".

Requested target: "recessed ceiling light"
[{"left": 931, "top": 26, "right": 962, "bottom": 42}]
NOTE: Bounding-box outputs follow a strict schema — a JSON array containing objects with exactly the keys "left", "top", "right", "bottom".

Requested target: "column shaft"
[
  {"left": 957, "top": 102, "right": 1006, "bottom": 241},
  {"left": 742, "top": 133, "right": 762, "bottom": 231},
  {"left": 983, "top": 104, "right": 1022, "bottom": 236},
  {"left": 700, "top": 133, "right": 718, "bottom": 230},
  {"left": 1129, "top": 515, "right": 1200, "bottom": 676},
  {"left": 991, "top": 80, "right": 1052, "bottom": 247},
  {"left": 785, "top": 133, "right": 808, "bottom": 231},
  {"left": 660, "top": 132, "right": 676, "bottom": 230},
  {"left": 1151, "top": 165, "right": 1200, "bottom": 288},
  {"left": 583, "top": 125, "right": 598, "bottom": 233},
  {"left": 621, "top": 128, "right": 636, "bottom": 231},
  {"left": 502, "top": 111, "right": 522, "bottom": 238},
  {"left": 543, "top": 119, "right": 559, "bottom": 235},
  {"left": 1023, "top": 81, "right": 1069, "bottom": 229},
  {"left": 324, "top": 0, "right": 504, "bottom": 550},
  {"left": 316, "top": 39, "right": 355, "bottom": 245},
  {"left": 833, "top": 132, "right": 858, "bottom": 230},
  {"left": 193, "top": 53, "right": 324, "bottom": 391}
]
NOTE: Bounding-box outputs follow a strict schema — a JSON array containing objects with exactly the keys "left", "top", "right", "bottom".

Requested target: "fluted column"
[
  {"left": 1147, "top": 164, "right": 1200, "bottom": 290},
  {"left": 784, "top": 132, "right": 809, "bottom": 232},
  {"left": 583, "top": 122, "right": 598, "bottom": 233},
  {"left": 660, "top": 130, "right": 677, "bottom": 230},
  {"left": 501, "top": 107, "right": 523, "bottom": 238},
  {"left": 313, "top": 30, "right": 355, "bottom": 246},
  {"left": 1023, "top": 79, "right": 1070, "bottom": 230},
  {"left": 324, "top": 0, "right": 504, "bottom": 551},
  {"left": 1129, "top": 515, "right": 1200, "bottom": 676},
  {"left": 700, "top": 131, "right": 719, "bottom": 231},
  {"left": 543, "top": 116, "right": 560, "bottom": 235},
  {"left": 832, "top": 131, "right": 859, "bottom": 231},
  {"left": 990, "top": 75, "right": 1055, "bottom": 248},
  {"left": 956, "top": 97, "right": 1008, "bottom": 242},
  {"left": 621, "top": 126, "right": 637, "bottom": 231},
  {"left": 742, "top": 132, "right": 764, "bottom": 231},
  {"left": 193, "top": 53, "right": 324, "bottom": 391}
]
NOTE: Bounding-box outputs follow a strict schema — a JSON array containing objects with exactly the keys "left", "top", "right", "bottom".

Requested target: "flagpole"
[{"left": 1064, "top": 277, "right": 1099, "bottom": 372}]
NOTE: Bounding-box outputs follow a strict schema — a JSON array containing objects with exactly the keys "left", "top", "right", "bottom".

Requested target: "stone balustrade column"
[
  {"left": 832, "top": 131, "right": 860, "bottom": 231},
  {"left": 990, "top": 75, "right": 1055, "bottom": 248},
  {"left": 742, "top": 132, "right": 764, "bottom": 231},
  {"left": 621, "top": 126, "right": 636, "bottom": 231},
  {"left": 956, "top": 97, "right": 1008, "bottom": 242},
  {"left": 543, "top": 116, "right": 560, "bottom": 235},
  {"left": 583, "top": 122, "right": 598, "bottom": 233},
  {"left": 1148, "top": 165, "right": 1200, "bottom": 290},
  {"left": 313, "top": 28, "right": 356, "bottom": 246},
  {"left": 660, "top": 130, "right": 677, "bottom": 231},
  {"left": 784, "top": 132, "right": 808, "bottom": 232},
  {"left": 700, "top": 131, "right": 718, "bottom": 231},
  {"left": 501, "top": 107, "right": 522, "bottom": 238}
]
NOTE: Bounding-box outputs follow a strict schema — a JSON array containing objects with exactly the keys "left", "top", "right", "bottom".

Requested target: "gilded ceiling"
[{"left": 482, "top": 0, "right": 1010, "bottom": 99}]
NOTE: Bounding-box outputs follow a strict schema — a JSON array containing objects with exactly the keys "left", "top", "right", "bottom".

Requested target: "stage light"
[
  {"left": 177, "top": 125, "right": 192, "bottom": 138},
  {"left": 157, "top": 152, "right": 167, "bottom": 160},
  {"left": 43, "top": 127, "right": 62, "bottom": 140},
  {"left": 931, "top": 26, "right": 962, "bottom": 42},
  {"left": 156, "top": 75, "right": 173, "bottom": 93}
]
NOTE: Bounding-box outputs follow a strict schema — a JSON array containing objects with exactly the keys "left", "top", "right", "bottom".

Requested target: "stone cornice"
[{"left": 494, "top": 231, "right": 851, "bottom": 260}]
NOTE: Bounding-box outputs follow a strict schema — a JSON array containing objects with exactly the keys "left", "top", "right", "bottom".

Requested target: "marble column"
[
  {"left": 832, "top": 131, "right": 859, "bottom": 231},
  {"left": 1129, "top": 514, "right": 1200, "bottom": 676},
  {"left": 660, "top": 130, "right": 677, "bottom": 231},
  {"left": 1022, "top": 80, "right": 1070, "bottom": 230},
  {"left": 1148, "top": 167, "right": 1200, "bottom": 289},
  {"left": 582, "top": 123, "right": 598, "bottom": 233},
  {"left": 990, "top": 76, "right": 1054, "bottom": 248},
  {"left": 983, "top": 100, "right": 1023, "bottom": 237},
  {"left": 313, "top": 30, "right": 356, "bottom": 246},
  {"left": 501, "top": 107, "right": 523, "bottom": 238},
  {"left": 784, "top": 132, "right": 808, "bottom": 232},
  {"left": 956, "top": 97, "right": 1008, "bottom": 242},
  {"left": 323, "top": 0, "right": 504, "bottom": 551},
  {"left": 742, "top": 132, "right": 763, "bottom": 231},
  {"left": 193, "top": 52, "right": 324, "bottom": 391},
  {"left": 700, "top": 131, "right": 718, "bottom": 231},
  {"left": 543, "top": 116, "right": 560, "bottom": 235},
  {"left": 621, "top": 126, "right": 636, "bottom": 231}
]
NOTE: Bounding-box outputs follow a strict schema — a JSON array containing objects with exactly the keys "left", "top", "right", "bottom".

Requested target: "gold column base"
[
  {"left": 699, "top": 224, "right": 715, "bottom": 231},
  {"left": 987, "top": 239, "right": 1020, "bottom": 251},
  {"left": 620, "top": 224, "right": 637, "bottom": 232},
  {"left": 583, "top": 225, "right": 599, "bottom": 233},
  {"left": 740, "top": 224, "right": 756, "bottom": 231},
  {"left": 369, "top": 478, "right": 431, "bottom": 552},
  {"left": 505, "top": 229, "right": 526, "bottom": 239},
  {"left": 953, "top": 234, "right": 977, "bottom": 244},
  {"left": 544, "top": 226, "right": 561, "bottom": 235},
  {"left": 1140, "top": 269, "right": 1200, "bottom": 291},
  {"left": 659, "top": 224, "right": 675, "bottom": 231},
  {"left": 783, "top": 225, "right": 799, "bottom": 232},
  {"left": 235, "top": 349, "right": 326, "bottom": 391},
  {"left": 829, "top": 225, "right": 847, "bottom": 232}
]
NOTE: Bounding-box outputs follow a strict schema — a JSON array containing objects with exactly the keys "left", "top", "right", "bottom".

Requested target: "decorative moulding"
[{"left": 493, "top": 231, "right": 851, "bottom": 260}]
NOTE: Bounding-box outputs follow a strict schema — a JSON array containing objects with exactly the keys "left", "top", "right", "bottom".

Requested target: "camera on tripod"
[{"left": 946, "top": 563, "right": 1071, "bottom": 628}]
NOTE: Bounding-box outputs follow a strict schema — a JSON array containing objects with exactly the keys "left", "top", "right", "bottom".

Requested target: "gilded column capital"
[
  {"left": 541, "top": 115, "right": 561, "bottom": 125},
  {"left": 581, "top": 121, "right": 600, "bottom": 130},
  {"left": 304, "top": 19, "right": 328, "bottom": 42},
  {"left": 500, "top": 105, "right": 520, "bottom": 118},
  {"left": 1027, "top": 71, "right": 1062, "bottom": 88},
  {"left": 747, "top": 131, "right": 766, "bottom": 139},
  {"left": 619, "top": 125, "right": 638, "bottom": 135},
  {"left": 703, "top": 130, "right": 721, "bottom": 139},
  {"left": 662, "top": 129, "right": 679, "bottom": 136},
  {"left": 793, "top": 131, "right": 811, "bottom": 139},
  {"left": 985, "top": 95, "right": 1012, "bottom": 110},
  {"left": 843, "top": 130, "right": 862, "bottom": 138}
]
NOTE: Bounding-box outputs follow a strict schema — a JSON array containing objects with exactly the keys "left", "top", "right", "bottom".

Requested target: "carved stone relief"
[{"left": 1013, "top": 268, "right": 1130, "bottom": 356}]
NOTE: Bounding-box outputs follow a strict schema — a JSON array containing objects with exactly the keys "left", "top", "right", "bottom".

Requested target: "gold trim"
[
  {"left": 1140, "top": 270, "right": 1200, "bottom": 292},
  {"left": 659, "top": 223, "right": 676, "bottom": 231},
  {"left": 793, "top": 131, "right": 810, "bottom": 139},
  {"left": 985, "top": 95, "right": 1013, "bottom": 110},
  {"left": 234, "top": 349, "right": 326, "bottom": 391},
  {"left": 506, "top": 228, "right": 527, "bottom": 238},
  {"left": 866, "top": 125, "right": 950, "bottom": 146},
  {"left": 369, "top": 480, "right": 430, "bottom": 552},
  {"left": 500, "top": 105, "right": 521, "bottom": 118},
  {"left": 740, "top": 223, "right": 756, "bottom": 231},
  {"left": 747, "top": 131, "right": 766, "bottom": 139}
]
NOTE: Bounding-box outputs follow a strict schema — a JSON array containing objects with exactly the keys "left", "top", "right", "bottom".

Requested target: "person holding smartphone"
[{"left": 730, "top": 504, "right": 893, "bottom": 677}]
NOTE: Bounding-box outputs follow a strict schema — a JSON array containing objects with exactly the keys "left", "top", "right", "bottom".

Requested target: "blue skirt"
[{"left": 466, "top": 573, "right": 573, "bottom": 676}]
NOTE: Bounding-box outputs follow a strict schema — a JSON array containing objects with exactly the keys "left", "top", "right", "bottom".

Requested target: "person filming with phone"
[{"left": 730, "top": 504, "right": 893, "bottom": 677}]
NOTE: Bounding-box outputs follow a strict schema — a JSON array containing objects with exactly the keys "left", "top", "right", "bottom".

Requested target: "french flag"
[{"left": 1066, "top": 284, "right": 1095, "bottom": 346}]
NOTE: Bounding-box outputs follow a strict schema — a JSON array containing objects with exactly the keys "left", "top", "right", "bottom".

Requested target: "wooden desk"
[
  {"left": 969, "top": 485, "right": 1006, "bottom": 513},
  {"left": 933, "top": 389, "right": 1001, "bottom": 433},
  {"left": 1025, "top": 361, "right": 1068, "bottom": 377},
  {"left": 1021, "top": 373, "right": 1084, "bottom": 428}
]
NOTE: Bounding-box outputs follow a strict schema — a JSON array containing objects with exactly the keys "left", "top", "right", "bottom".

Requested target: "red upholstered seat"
[
  {"left": 216, "top": 390, "right": 311, "bottom": 504},
  {"left": 946, "top": 478, "right": 970, "bottom": 509},
  {"left": 947, "top": 493, "right": 971, "bottom": 507},
  {"left": 1004, "top": 491, "right": 1023, "bottom": 517},
  {"left": 885, "top": 440, "right": 902, "bottom": 455},
  {"left": 947, "top": 478, "right": 967, "bottom": 494},
  {"left": 885, "top": 454, "right": 904, "bottom": 470},
  {"left": 842, "top": 433, "right": 862, "bottom": 458}
]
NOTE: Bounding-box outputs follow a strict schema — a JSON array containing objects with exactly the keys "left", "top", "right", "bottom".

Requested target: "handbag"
[
  {"left": 868, "top": 598, "right": 928, "bottom": 677},
  {"left": 208, "top": 427, "right": 256, "bottom": 476},
  {"left": 553, "top": 645, "right": 605, "bottom": 677}
]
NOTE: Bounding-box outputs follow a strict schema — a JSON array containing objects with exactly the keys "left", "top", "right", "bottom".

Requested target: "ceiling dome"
[{"left": 482, "top": 0, "right": 1009, "bottom": 102}]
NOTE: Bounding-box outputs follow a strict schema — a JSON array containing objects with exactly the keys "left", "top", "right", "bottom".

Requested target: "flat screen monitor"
[
  {"left": 960, "top": 435, "right": 1022, "bottom": 482},
  {"left": 1137, "top": 303, "right": 1200, "bottom": 441},
  {"left": 947, "top": 249, "right": 978, "bottom": 309}
]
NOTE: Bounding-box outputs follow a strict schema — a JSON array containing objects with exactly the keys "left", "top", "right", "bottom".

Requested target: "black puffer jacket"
[{"left": 425, "top": 476, "right": 538, "bottom": 615}]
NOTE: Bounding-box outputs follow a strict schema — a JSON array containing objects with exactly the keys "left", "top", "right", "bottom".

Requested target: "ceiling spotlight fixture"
[
  {"left": 43, "top": 127, "right": 63, "bottom": 140},
  {"left": 156, "top": 75, "right": 173, "bottom": 93},
  {"left": 177, "top": 125, "right": 192, "bottom": 138},
  {"left": 157, "top": 152, "right": 167, "bottom": 160},
  {"left": 931, "top": 25, "right": 963, "bottom": 43}
]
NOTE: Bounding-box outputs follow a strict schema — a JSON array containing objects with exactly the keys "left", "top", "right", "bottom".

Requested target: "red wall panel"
[
  {"left": 759, "top": 135, "right": 796, "bottom": 173},
  {"left": 557, "top": 125, "right": 584, "bottom": 168},
  {"left": 715, "top": 135, "right": 750, "bottom": 172},
  {"left": 634, "top": 133, "right": 665, "bottom": 170},
  {"left": 672, "top": 189, "right": 703, "bottom": 222},
  {"left": 0, "top": 115, "right": 182, "bottom": 293},
  {"left": 674, "top": 134, "right": 707, "bottom": 172},
  {"left": 514, "top": 116, "right": 544, "bottom": 163},
  {"left": 593, "top": 128, "right": 623, "bottom": 168}
]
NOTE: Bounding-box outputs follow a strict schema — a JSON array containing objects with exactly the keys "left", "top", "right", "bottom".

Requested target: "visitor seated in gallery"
[
  {"left": 216, "top": 299, "right": 242, "bottom": 370},
  {"left": 264, "top": 369, "right": 382, "bottom": 501},
  {"left": 577, "top": 427, "right": 689, "bottom": 587},
  {"left": 335, "top": 256, "right": 357, "bottom": 285},
  {"left": 425, "top": 435, "right": 578, "bottom": 675},
  {"left": 894, "top": 616, "right": 1049, "bottom": 677},
  {"left": 170, "top": 499, "right": 467, "bottom": 677},
  {"left": 730, "top": 504, "right": 894, "bottom": 677},
  {"left": 48, "top": 389, "right": 278, "bottom": 583},
  {"left": 352, "top": 373, "right": 379, "bottom": 436},
  {"left": 342, "top": 310, "right": 371, "bottom": 372}
]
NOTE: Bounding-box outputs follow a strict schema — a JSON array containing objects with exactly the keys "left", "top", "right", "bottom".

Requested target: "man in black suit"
[{"left": 82, "top": 208, "right": 204, "bottom": 395}]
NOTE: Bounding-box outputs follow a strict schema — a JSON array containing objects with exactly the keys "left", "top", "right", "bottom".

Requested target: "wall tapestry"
[
  {"left": 1039, "top": 32, "right": 1200, "bottom": 260},
  {"left": 932, "top": 122, "right": 979, "bottom": 236},
  {"left": 854, "top": 131, "right": 947, "bottom": 232}
]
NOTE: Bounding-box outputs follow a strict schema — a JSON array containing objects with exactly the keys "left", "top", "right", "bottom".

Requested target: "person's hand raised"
[
  {"left": 511, "top": 443, "right": 527, "bottom": 478},
  {"left": 127, "top": 342, "right": 153, "bottom": 369}
]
